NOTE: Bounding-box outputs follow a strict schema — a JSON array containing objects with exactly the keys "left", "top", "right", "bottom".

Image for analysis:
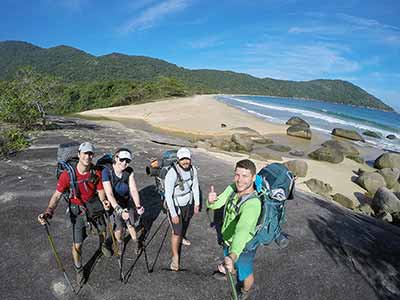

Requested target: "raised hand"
[{"left": 208, "top": 185, "right": 217, "bottom": 203}]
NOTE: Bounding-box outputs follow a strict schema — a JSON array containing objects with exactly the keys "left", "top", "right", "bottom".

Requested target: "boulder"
[
  {"left": 371, "top": 186, "right": 400, "bottom": 216},
  {"left": 378, "top": 168, "right": 400, "bottom": 189},
  {"left": 355, "top": 203, "right": 374, "bottom": 216},
  {"left": 321, "top": 140, "right": 359, "bottom": 156},
  {"left": 332, "top": 193, "right": 358, "bottom": 210},
  {"left": 392, "top": 182, "right": 400, "bottom": 194},
  {"left": 362, "top": 130, "right": 382, "bottom": 139},
  {"left": 289, "top": 149, "right": 305, "bottom": 157},
  {"left": 304, "top": 178, "right": 333, "bottom": 197},
  {"left": 308, "top": 146, "right": 344, "bottom": 163},
  {"left": 356, "top": 168, "right": 367, "bottom": 176},
  {"left": 221, "top": 140, "right": 238, "bottom": 152},
  {"left": 209, "top": 136, "right": 229, "bottom": 148},
  {"left": 251, "top": 136, "right": 274, "bottom": 145},
  {"left": 346, "top": 155, "right": 364, "bottom": 164},
  {"left": 287, "top": 125, "right": 312, "bottom": 140},
  {"left": 267, "top": 144, "right": 291, "bottom": 152},
  {"left": 195, "top": 140, "right": 211, "bottom": 150},
  {"left": 231, "top": 127, "right": 261, "bottom": 136},
  {"left": 355, "top": 172, "right": 386, "bottom": 195},
  {"left": 386, "top": 134, "right": 397, "bottom": 140},
  {"left": 376, "top": 211, "right": 393, "bottom": 223},
  {"left": 374, "top": 153, "right": 400, "bottom": 169},
  {"left": 285, "top": 117, "right": 310, "bottom": 128},
  {"left": 284, "top": 160, "right": 308, "bottom": 177},
  {"left": 331, "top": 128, "right": 365, "bottom": 142},
  {"left": 231, "top": 133, "right": 254, "bottom": 152},
  {"left": 250, "top": 147, "right": 282, "bottom": 161}
]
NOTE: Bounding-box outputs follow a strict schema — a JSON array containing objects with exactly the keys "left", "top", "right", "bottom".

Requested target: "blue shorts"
[{"left": 224, "top": 247, "right": 257, "bottom": 282}]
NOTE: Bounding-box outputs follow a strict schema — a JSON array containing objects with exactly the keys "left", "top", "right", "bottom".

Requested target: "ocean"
[{"left": 217, "top": 95, "right": 400, "bottom": 153}]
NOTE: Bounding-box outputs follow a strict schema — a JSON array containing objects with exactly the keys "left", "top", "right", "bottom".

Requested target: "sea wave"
[{"left": 222, "top": 96, "right": 399, "bottom": 138}]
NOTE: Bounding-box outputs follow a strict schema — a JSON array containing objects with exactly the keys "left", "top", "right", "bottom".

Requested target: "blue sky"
[{"left": 1, "top": 0, "right": 399, "bottom": 111}]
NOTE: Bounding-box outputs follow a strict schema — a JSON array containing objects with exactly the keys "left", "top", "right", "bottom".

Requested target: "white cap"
[
  {"left": 79, "top": 142, "right": 95, "bottom": 153},
  {"left": 118, "top": 150, "right": 132, "bottom": 160},
  {"left": 177, "top": 148, "right": 191, "bottom": 160}
]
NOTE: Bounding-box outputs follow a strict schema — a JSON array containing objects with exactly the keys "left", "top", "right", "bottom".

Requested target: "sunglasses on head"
[{"left": 118, "top": 157, "right": 131, "bottom": 164}]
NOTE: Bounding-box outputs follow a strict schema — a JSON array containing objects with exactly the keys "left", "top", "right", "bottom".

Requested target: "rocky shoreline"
[{"left": 2, "top": 115, "right": 400, "bottom": 300}]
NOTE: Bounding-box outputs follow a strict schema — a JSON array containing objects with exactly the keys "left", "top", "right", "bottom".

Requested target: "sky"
[{"left": 1, "top": 0, "right": 399, "bottom": 111}]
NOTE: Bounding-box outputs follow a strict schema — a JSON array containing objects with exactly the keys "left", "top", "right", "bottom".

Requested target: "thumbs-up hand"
[{"left": 208, "top": 185, "right": 217, "bottom": 204}]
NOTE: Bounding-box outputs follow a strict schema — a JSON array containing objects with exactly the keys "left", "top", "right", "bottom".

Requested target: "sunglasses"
[{"left": 118, "top": 157, "right": 131, "bottom": 164}]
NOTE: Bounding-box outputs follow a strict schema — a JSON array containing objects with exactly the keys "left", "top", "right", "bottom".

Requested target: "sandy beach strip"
[
  {"left": 81, "top": 94, "right": 374, "bottom": 203},
  {"left": 80, "top": 95, "right": 286, "bottom": 136}
]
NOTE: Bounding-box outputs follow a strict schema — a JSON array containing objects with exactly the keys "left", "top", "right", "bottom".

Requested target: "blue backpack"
[{"left": 238, "top": 163, "right": 295, "bottom": 252}]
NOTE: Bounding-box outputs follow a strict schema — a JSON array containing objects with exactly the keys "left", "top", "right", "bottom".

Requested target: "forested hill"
[{"left": 0, "top": 40, "right": 393, "bottom": 111}]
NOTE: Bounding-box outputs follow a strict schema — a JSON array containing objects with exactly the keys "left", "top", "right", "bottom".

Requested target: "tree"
[{"left": 0, "top": 67, "right": 62, "bottom": 128}]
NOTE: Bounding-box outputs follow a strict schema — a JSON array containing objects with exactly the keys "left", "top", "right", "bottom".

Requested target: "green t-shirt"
[{"left": 207, "top": 184, "right": 261, "bottom": 257}]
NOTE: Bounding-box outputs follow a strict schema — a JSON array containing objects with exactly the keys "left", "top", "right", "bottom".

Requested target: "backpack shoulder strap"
[
  {"left": 122, "top": 167, "right": 133, "bottom": 184},
  {"left": 58, "top": 160, "right": 79, "bottom": 200},
  {"left": 171, "top": 163, "right": 184, "bottom": 187},
  {"left": 234, "top": 191, "right": 260, "bottom": 215}
]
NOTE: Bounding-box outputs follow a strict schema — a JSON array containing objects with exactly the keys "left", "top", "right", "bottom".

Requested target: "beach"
[{"left": 80, "top": 94, "right": 378, "bottom": 203}]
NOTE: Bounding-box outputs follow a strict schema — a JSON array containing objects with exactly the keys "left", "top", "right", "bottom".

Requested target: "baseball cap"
[
  {"left": 177, "top": 148, "right": 191, "bottom": 160},
  {"left": 79, "top": 142, "right": 95, "bottom": 153},
  {"left": 118, "top": 150, "right": 132, "bottom": 160}
]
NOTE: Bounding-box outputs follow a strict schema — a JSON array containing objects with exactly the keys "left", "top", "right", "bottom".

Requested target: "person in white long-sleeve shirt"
[{"left": 164, "top": 147, "right": 200, "bottom": 271}]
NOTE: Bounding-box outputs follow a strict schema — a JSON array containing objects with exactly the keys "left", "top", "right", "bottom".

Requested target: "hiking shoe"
[
  {"left": 238, "top": 285, "right": 259, "bottom": 300},
  {"left": 170, "top": 256, "right": 179, "bottom": 271},
  {"left": 182, "top": 238, "right": 191, "bottom": 246},
  {"left": 101, "top": 243, "right": 112, "bottom": 258},
  {"left": 74, "top": 266, "right": 84, "bottom": 286}
]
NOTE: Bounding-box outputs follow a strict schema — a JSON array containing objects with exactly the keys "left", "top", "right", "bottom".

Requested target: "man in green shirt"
[{"left": 207, "top": 159, "right": 261, "bottom": 300}]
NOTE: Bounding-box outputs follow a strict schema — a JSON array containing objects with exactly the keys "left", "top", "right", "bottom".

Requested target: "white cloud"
[
  {"left": 120, "top": 0, "right": 189, "bottom": 33},
  {"left": 337, "top": 13, "right": 400, "bottom": 31},
  {"left": 241, "top": 42, "right": 359, "bottom": 80},
  {"left": 290, "top": 12, "right": 400, "bottom": 47}
]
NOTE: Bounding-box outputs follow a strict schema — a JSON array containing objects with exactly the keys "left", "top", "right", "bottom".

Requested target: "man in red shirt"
[{"left": 38, "top": 142, "right": 111, "bottom": 285}]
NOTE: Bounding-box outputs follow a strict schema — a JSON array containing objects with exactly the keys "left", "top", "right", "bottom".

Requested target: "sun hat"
[
  {"left": 118, "top": 150, "right": 132, "bottom": 160},
  {"left": 79, "top": 142, "right": 95, "bottom": 153},
  {"left": 177, "top": 148, "right": 191, "bottom": 160}
]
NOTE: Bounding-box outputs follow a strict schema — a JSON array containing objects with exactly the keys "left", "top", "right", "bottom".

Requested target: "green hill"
[{"left": 0, "top": 40, "right": 393, "bottom": 111}]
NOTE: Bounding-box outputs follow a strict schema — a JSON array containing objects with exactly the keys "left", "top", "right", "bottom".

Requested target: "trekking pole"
[
  {"left": 123, "top": 215, "right": 169, "bottom": 282},
  {"left": 107, "top": 218, "right": 125, "bottom": 281},
  {"left": 147, "top": 220, "right": 169, "bottom": 273},
  {"left": 107, "top": 217, "right": 119, "bottom": 255},
  {"left": 44, "top": 223, "right": 77, "bottom": 295},
  {"left": 226, "top": 270, "right": 238, "bottom": 300},
  {"left": 118, "top": 241, "right": 125, "bottom": 282}
]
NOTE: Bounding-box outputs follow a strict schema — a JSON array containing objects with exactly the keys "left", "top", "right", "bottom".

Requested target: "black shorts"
[
  {"left": 69, "top": 204, "right": 106, "bottom": 244},
  {"left": 168, "top": 203, "right": 193, "bottom": 236}
]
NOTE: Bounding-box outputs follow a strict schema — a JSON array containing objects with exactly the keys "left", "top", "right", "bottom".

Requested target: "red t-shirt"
[{"left": 56, "top": 168, "right": 104, "bottom": 205}]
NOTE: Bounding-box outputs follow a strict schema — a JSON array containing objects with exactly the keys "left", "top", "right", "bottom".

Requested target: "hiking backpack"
[
  {"left": 233, "top": 163, "right": 295, "bottom": 252},
  {"left": 146, "top": 149, "right": 194, "bottom": 201},
  {"left": 56, "top": 142, "right": 80, "bottom": 202},
  {"left": 55, "top": 142, "right": 104, "bottom": 219}
]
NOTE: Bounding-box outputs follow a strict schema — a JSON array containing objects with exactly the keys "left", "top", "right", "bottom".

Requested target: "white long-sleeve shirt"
[{"left": 164, "top": 164, "right": 200, "bottom": 218}]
